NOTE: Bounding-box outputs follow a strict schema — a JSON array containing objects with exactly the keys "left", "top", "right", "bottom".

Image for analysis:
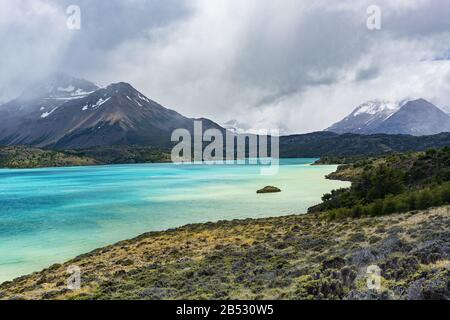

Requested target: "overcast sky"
[{"left": 2, "top": 0, "right": 450, "bottom": 133}]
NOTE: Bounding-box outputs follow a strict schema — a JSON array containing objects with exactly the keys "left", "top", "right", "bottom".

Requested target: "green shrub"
[
  {"left": 395, "top": 199, "right": 410, "bottom": 213},
  {"left": 325, "top": 183, "right": 450, "bottom": 220},
  {"left": 351, "top": 205, "right": 363, "bottom": 218},
  {"left": 440, "top": 187, "right": 450, "bottom": 204},
  {"left": 370, "top": 200, "right": 384, "bottom": 217},
  {"left": 364, "top": 165, "right": 404, "bottom": 201},
  {"left": 407, "top": 193, "right": 417, "bottom": 210},
  {"left": 383, "top": 198, "right": 397, "bottom": 215},
  {"left": 335, "top": 208, "right": 351, "bottom": 219},
  {"left": 317, "top": 147, "right": 450, "bottom": 219},
  {"left": 361, "top": 206, "right": 372, "bottom": 216},
  {"left": 327, "top": 211, "right": 337, "bottom": 220},
  {"left": 418, "top": 190, "right": 433, "bottom": 209}
]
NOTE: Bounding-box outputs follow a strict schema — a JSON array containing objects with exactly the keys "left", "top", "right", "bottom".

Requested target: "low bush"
[{"left": 327, "top": 183, "right": 450, "bottom": 220}]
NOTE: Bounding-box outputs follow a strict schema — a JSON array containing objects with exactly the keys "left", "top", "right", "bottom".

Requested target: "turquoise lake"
[{"left": 0, "top": 159, "right": 350, "bottom": 283}]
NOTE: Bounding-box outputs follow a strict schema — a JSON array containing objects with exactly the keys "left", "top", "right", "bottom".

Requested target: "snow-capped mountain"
[
  {"left": 0, "top": 75, "right": 224, "bottom": 149},
  {"left": 20, "top": 73, "right": 99, "bottom": 101},
  {"left": 326, "top": 100, "right": 404, "bottom": 134},
  {"left": 326, "top": 99, "right": 450, "bottom": 136},
  {"left": 374, "top": 99, "right": 450, "bottom": 136},
  {"left": 441, "top": 105, "right": 450, "bottom": 115}
]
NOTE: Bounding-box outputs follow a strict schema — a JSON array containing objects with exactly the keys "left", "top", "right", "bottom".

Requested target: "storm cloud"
[{"left": 2, "top": 0, "right": 450, "bottom": 133}]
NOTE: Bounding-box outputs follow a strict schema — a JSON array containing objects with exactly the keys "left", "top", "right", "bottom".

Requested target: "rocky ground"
[{"left": 1, "top": 206, "right": 448, "bottom": 300}]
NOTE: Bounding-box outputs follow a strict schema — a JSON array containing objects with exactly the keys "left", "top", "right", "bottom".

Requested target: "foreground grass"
[{"left": 1, "top": 206, "right": 448, "bottom": 300}]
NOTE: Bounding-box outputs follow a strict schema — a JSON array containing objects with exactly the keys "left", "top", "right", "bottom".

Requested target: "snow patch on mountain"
[
  {"left": 57, "top": 85, "right": 75, "bottom": 92},
  {"left": 41, "top": 107, "right": 59, "bottom": 118},
  {"left": 138, "top": 94, "right": 150, "bottom": 103},
  {"left": 82, "top": 97, "right": 111, "bottom": 111},
  {"left": 71, "top": 89, "right": 94, "bottom": 97},
  {"left": 352, "top": 100, "right": 400, "bottom": 117},
  {"left": 94, "top": 97, "right": 111, "bottom": 108},
  {"left": 19, "top": 74, "right": 100, "bottom": 102},
  {"left": 127, "top": 95, "right": 145, "bottom": 107}
]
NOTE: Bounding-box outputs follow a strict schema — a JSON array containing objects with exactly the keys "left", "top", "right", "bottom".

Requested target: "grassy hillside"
[{"left": 0, "top": 207, "right": 448, "bottom": 300}]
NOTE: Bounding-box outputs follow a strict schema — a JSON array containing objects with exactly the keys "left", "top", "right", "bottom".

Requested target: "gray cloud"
[
  {"left": 55, "top": 0, "right": 192, "bottom": 75},
  {"left": 2, "top": 0, "right": 450, "bottom": 133}
]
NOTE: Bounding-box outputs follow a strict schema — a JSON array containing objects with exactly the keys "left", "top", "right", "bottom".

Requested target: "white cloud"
[
  {"left": 285, "top": 59, "right": 450, "bottom": 132},
  {"left": 2, "top": 0, "right": 450, "bottom": 133},
  {"left": 0, "top": 0, "right": 72, "bottom": 100}
]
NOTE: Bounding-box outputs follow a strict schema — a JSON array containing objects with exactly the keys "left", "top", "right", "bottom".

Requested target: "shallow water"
[{"left": 0, "top": 159, "right": 349, "bottom": 282}]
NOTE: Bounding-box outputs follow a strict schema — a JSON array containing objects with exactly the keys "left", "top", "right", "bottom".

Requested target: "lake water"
[{"left": 0, "top": 159, "right": 349, "bottom": 283}]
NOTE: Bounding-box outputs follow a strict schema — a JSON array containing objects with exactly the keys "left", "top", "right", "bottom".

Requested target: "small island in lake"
[{"left": 257, "top": 186, "right": 281, "bottom": 194}]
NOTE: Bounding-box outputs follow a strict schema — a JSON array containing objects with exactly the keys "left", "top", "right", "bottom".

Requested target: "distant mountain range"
[
  {"left": 326, "top": 99, "right": 450, "bottom": 136},
  {"left": 279, "top": 131, "right": 450, "bottom": 157},
  {"left": 0, "top": 74, "right": 223, "bottom": 149},
  {"left": 1, "top": 74, "right": 450, "bottom": 155}
]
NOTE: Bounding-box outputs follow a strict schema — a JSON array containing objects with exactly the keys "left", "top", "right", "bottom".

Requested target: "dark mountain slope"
[{"left": 0, "top": 77, "right": 224, "bottom": 149}]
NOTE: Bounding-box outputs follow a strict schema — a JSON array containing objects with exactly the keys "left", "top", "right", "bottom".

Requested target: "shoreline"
[
  {"left": 4, "top": 156, "right": 448, "bottom": 300},
  {"left": 1, "top": 158, "right": 448, "bottom": 299},
  {"left": 1, "top": 206, "right": 448, "bottom": 299},
  {"left": 0, "top": 159, "right": 344, "bottom": 284},
  {"left": 0, "top": 157, "right": 325, "bottom": 170}
]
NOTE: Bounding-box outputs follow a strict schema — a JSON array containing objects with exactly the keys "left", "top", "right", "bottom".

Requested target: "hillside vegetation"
[
  {"left": 279, "top": 132, "right": 450, "bottom": 158},
  {"left": 2, "top": 131, "right": 450, "bottom": 169},
  {"left": 0, "top": 146, "right": 171, "bottom": 169},
  {"left": 0, "top": 146, "right": 99, "bottom": 168},
  {"left": 310, "top": 148, "right": 450, "bottom": 219},
  {"left": 67, "top": 146, "right": 172, "bottom": 165}
]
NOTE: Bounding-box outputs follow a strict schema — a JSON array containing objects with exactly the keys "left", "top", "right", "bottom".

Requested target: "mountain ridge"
[
  {"left": 327, "top": 98, "right": 450, "bottom": 136},
  {"left": 2, "top": 75, "right": 450, "bottom": 151},
  {"left": 0, "top": 75, "right": 224, "bottom": 149}
]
